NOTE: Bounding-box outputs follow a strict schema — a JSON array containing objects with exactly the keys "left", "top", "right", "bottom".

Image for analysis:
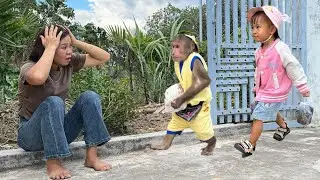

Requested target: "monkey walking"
[{"left": 151, "top": 34, "right": 217, "bottom": 156}]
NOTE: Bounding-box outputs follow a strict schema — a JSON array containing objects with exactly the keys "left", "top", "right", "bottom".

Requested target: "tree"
[
  {"left": 80, "top": 23, "right": 109, "bottom": 48},
  {"left": 37, "top": 0, "right": 75, "bottom": 26},
  {"left": 144, "top": 3, "right": 181, "bottom": 38},
  {"left": 180, "top": 5, "right": 207, "bottom": 39},
  {"left": 145, "top": 3, "right": 207, "bottom": 41}
]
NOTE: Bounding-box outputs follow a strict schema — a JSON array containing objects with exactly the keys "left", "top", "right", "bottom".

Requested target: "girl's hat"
[
  {"left": 184, "top": 34, "right": 199, "bottom": 52},
  {"left": 247, "top": 6, "right": 291, "bottom": 29}
]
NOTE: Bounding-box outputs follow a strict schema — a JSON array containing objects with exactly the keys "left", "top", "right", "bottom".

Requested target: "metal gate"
[{"left": 206, "top": 0, "right": 307, "bottom": 126}]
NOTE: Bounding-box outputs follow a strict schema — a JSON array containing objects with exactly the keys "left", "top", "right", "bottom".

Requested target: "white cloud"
[{"left": 72, "top": 0, "right": 201, "bottom": 29}]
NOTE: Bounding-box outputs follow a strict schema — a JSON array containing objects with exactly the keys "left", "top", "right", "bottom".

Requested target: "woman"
[{"left": 18, "top": 25, "right": 111, "bottom": 179}]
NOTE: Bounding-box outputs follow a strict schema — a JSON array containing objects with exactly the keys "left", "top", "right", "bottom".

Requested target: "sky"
[{"left": 65, "top": 0, "right": 203, "bottom": 28}]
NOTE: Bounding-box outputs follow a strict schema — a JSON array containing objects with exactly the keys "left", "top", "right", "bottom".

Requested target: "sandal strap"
[
  {"left": 277, "top": 127, "right": 288, "bottom": 132},
  {"left": 275, "top": 127, "right": 288, "bottom": 138},
  {"left": 240, "top": 140, "right": 253, "bottom": 153},
  {"left": 274, "top": 130, "right": 284, "bottom": 138}
]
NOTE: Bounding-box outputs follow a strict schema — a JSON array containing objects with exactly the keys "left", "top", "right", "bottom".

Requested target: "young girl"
[
  {"left": 234, "top": 6, "right": 310, "bottom": 157},
  {"left": 18, "top": 25, "right": 112, "bottom": 179}
]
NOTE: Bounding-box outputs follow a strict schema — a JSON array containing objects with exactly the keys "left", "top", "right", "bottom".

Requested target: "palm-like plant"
[
  {"left": 154, "top": 18, "right": 185, "bottom": 98},
  {"left": 0, "top": 0, "right": 21, "bottom": 46},
  {"left": 123, "top": 19, "right": 170, "bottom": 103},
  {"left": 105, "top": 25, "right": 134, "bottom": 89},
  {"left": 0, "top": 0, "right": 38, "bottom": 46},
  {"left": 0, "top": 0, "right": 39, "bottom": 103},
  {"left": 105, "top": 18, "right": 184, "bottom": 104}
]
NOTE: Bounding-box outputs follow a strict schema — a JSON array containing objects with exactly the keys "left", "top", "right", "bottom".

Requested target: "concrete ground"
[{"left": 1, "top": 127, "right": 320, "bottom": 180}]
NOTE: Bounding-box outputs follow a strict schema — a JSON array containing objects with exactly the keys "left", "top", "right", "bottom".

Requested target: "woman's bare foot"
[
  {"left": 85, "top": 146, "right": 112, "bottom": 171},
  {"left": 84, "top": 158, "right": 112, "bottom": 171},
  {"left": 46, "top": 159, "right": 71, "bottom": 179}
]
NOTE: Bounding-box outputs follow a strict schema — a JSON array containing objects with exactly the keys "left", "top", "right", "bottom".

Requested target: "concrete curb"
[{"left": 0, "top": 123, "right": 251, "bottom": 171}]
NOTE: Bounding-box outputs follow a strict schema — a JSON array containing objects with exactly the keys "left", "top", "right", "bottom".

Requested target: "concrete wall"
[{"left": 307, "top": 0, "right": 320, "bottom": 125}]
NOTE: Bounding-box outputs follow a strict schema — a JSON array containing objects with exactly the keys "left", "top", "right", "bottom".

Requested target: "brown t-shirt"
[{"left": 18, "top": 53, "right": 86, "bottom": 119}]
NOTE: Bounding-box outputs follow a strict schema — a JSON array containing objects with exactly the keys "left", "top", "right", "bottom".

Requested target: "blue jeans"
[
  {"left": 17, "top": 91, "right": 111, "bottom": 160},
  {"left": 251, "top": 101, "right": 283, "bottom": 122}
]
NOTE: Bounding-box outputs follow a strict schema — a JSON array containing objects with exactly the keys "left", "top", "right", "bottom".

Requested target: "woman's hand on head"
[
  {"left": 40, "top": 25, "right": 63, "bottom": 49},
  {"left": 63, "top": 26, "right": 77, "bottom": 45}
]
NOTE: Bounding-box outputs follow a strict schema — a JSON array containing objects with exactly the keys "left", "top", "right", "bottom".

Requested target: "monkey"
[{"left": 151, "top": 34, "right": 217, "bottom": 155}]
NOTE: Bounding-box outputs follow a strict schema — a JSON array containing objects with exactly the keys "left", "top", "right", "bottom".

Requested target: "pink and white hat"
[{"left": 247, "top": 6, "right": 291, "bottom": 29}]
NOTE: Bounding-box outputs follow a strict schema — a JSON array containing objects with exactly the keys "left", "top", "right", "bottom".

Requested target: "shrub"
[{"left": 69, "top": 67, "right": 136, "bottom": 136}]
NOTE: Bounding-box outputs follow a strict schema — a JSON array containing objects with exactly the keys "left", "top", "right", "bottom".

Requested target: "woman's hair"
[
  {"left": 29, "top": 25, "right": 69, "bottom": 62},
  {"left": 251, "top": 11, "right": 280, "bottom": 40}
]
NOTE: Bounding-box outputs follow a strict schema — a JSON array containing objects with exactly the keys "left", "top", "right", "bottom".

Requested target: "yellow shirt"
[{"left": 174, "top": 52, "right": 212, "bottom": 106}]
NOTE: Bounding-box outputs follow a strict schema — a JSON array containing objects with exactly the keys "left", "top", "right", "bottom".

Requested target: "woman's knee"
[
  {"left": 79, "top": 90, "right": 101, "bottom": 103},
  {"left": 43, "top": 96, "right": 65, "bottom": 113},
  {"left": 44, "top": 96, "right": 64, "bottom": 106}
]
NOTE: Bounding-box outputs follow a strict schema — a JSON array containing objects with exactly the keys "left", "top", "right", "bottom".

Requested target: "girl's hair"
[
  {"left": 29, "top": 25, "right": 69, "bottom": 62},
  {"left": 172, "top": 34, "right": 198, "bottom": 54},
  {"left": 251, "top": 11, "right": 280, "bottom": 40},
  {"left": 273, "top": 30, "right": 280, "bottom": 40}
]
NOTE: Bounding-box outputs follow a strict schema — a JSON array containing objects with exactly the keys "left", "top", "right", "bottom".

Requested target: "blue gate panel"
[
  {"left": 217, "top": 86, "right": 240, "bottom": 92},
  {"left": 206, "top": 0, "right": 307, "bottom": 125},
  {"left": 216, "top": 79, "right": 248, "bottom": 85},
  {"left": 217, "top": 108, "right": 252, "bottom": 116},
  {"left": 216, "top": 72, "right": 254, "bottom": 78},
  {"left": 218, "top": 65, "right": 255, "bottom": 71},
  {"left": 227, "top": 51, "right": 255, "bottom": 56},
  {"left": 219, "top": 58, "right": 255, "bottom": 63}
]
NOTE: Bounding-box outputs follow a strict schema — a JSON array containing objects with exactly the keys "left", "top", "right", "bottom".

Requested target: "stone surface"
[
  {"left": 0, "top": 123, "right": 250, "bottom": 171},
  {"left": 1, "top": 127, "right": 320, "bottom": 180}
]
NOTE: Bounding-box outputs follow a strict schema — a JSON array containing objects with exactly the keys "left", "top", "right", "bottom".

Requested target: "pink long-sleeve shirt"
[{"left": 254, "top": 39, "right": 309, "bottom": 103}]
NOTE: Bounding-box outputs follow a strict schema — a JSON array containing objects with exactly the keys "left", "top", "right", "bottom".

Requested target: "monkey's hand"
[
  {"left": 171, "top": 97, "right": 184, "bottom": 109},
  {"left": 177, "top": 58, "right": 211, "bottom": 103}
]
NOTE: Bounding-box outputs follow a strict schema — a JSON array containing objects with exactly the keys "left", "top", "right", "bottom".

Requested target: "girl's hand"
[
  {"left": 252, "top": 87, "right": 256, "bottom": 93},
  {"left": 302, "top": 91, "right": 310, "bottom": 97},
  {"left": 40, "top": 25, "right": 63, "bottom": 49}
]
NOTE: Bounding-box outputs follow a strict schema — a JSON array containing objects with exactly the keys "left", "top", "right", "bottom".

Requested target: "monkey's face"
[{"left": 171, "top": 40, "right": 190, "bottom": 62}]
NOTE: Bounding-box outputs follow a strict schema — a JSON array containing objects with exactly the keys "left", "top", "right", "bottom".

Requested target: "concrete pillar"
[{"left": 307, "top": 0, "right": 320, "bottom": 125}]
